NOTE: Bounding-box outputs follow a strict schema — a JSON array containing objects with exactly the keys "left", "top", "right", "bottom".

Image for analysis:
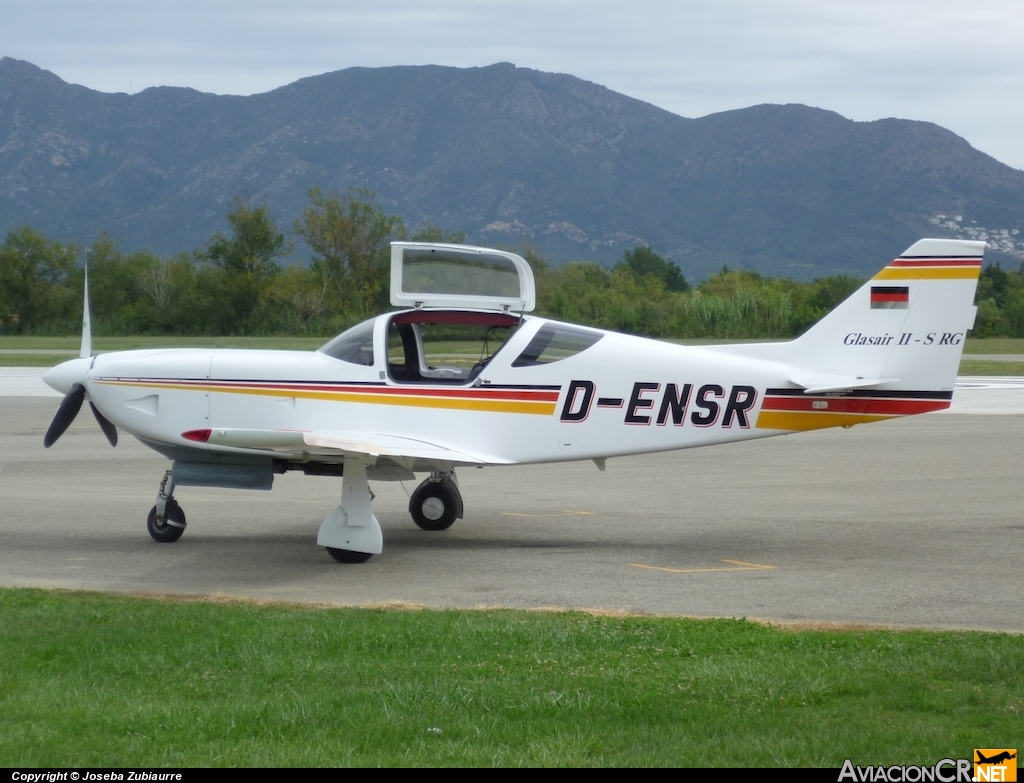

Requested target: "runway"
[{"left": 1, "top": 377, "right": 1022, "bottom": 632}]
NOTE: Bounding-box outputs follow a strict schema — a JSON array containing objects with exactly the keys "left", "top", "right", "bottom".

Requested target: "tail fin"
[{"left": 785, "top": 238, "right": 985, "bottom": 394}]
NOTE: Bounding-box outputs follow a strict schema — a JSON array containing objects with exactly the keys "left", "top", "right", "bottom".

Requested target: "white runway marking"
[
  {"left": 0, "top": 368, "right": 61, "bottom": 398},
  {"left": 4, "top": 368, "right": 1024, "bottom": 412},
  {"left": 947, "top": 376, "right": 1024, "bottom": 414}
]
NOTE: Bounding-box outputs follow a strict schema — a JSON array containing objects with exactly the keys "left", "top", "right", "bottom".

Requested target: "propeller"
[
  {"left": 42, "top": 256, "right": 118, "bottom": 449},
  {"left": 43, "top": 382, "right": 86, "bottom": 448},
  {"left": 90, "top": 402, "right": 118, "bottom": 447},
  {"left": 42, "top": 383, "right": 119, "bottom": 448}
]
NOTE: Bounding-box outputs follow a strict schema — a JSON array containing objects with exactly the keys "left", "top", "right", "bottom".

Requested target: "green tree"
[
  {"left": 294, "top": 187, "right": 403, "bottom": 314},
  {"left": 201, "top": 198, "right": 290, "bottom": 333},
  {"left": 790, "top": 275, "right": 863, "bottom": 334},
  {"left": 977, "top": 263, "right": 1010, "bottom": 308},
  {"left": 279, "top": 264, "right": 334, "bottom": 333},
  {"left": 615, "top": 245, "right": 689, "bottom": 293},
  {"left": 410, "top": 224, "right": 466, "bottom": 244},
  {"left": 0, "top": 226, "right": 77, "bottom": 333},
  {"left": 136, "top": 254, "right": 203, "bottom": 335},
  {"left": 697, "top": 266, "right": 773, "bottom": 299},
  {"left": 71, "top": 234, "right": 162, "bottom": 334}
]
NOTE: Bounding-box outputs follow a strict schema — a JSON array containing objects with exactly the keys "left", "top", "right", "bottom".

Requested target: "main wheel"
[
  {"left": 147, "top": 500, "right": 186, "bottom": 543},
  {"left": 326, "top": 548, "right": 373, "bottom": 563},
  {"left": 409, "top": 481, "right": 459, "bottom": 531}
]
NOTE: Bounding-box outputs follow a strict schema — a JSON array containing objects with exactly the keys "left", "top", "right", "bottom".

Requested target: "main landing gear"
[
  {"left": 409, "top": 471, "right": 464, "bottom": 531},
  {"left": 147, "top": 469, "right": 186, "bottom": 543},
  {"left": 142, "top": 463, "right": 466, "bottom": 561},
  {"left": 320, "top": 467, "right": 463, "bottom": 562},
  {"left": 317, "top": 456, "right": 384, "bottom": 563}
]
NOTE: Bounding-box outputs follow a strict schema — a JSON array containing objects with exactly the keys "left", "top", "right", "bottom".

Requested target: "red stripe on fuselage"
[
  {"left": 207, "top": 381, "right": 559, "bottom": 402},
  {"left": 761, "top": 396, "right": 950, "bottom": 415},
  {"left": 103, "top": 377, "right": 561, "bottom": 402}
]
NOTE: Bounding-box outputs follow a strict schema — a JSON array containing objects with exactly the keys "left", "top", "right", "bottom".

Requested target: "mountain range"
[{"left": 2, "top": 56, "right": 1022, "bottom": 280}]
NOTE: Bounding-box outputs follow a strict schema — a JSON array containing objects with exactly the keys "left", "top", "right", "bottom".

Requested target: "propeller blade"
[
  {"left": 90, "top": 402, "right": 118, "bottom": 447},
  {"left": 43, "top": 383, "right": 86, "bottom": 448}
]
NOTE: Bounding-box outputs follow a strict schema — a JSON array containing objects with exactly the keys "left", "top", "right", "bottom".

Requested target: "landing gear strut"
[
  {"left": 409, "top": 471, "right": 463, "bottom": 531},
  {"left": 318, "top": 457, "right": 383, "bottom": 563},
  {"left": 148, "top": 469, "right": 186, "bottom": 543}
]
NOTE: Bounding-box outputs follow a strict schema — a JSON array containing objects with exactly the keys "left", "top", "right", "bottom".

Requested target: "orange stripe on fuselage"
[
  {"left": 755, "top": 410, "right": 897, "bottom": 431},
  {"left": 755, "top": 394, "right": 951, "bottom": 431},
  {"left": 95, "top": 378, "right": 559, "bottom": 416}
]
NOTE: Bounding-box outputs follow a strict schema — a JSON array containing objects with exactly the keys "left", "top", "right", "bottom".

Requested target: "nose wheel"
[
  {"left": 409, "top": 473, "right": 464, "bottom": 531},
  {"left": 147, "top": 469, "right": 186, "bottom": 543},
  {"left": 147, "top": 500, "right": 186, "bottom": 543}
]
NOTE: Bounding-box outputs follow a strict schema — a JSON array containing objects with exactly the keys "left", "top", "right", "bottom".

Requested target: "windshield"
[
  {"left": 319, "top": 319, "right": 376, "bottom": 366},
  {"left": 512, "top": 323, "right": 603, "bottom": 367}
]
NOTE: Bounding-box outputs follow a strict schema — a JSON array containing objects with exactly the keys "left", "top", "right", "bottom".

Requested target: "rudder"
[{"left": 790, "top": 238, "right": 985, "bottom": 393}]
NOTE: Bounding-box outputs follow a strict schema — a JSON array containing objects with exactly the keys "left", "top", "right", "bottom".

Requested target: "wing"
[{"left": 201, "top": 428, "right": 509, "bottom": 468}]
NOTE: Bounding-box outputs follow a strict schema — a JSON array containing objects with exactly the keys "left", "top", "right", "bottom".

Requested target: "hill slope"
[{"left": 1, "top": 57, "right": 1022, "bottom": 278}]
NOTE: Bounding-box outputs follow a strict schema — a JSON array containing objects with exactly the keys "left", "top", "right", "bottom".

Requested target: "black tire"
[
  {"left": 326, "top": 548, "right": 373, "bottom": 563},
  {"left": 147, "top": 500, "right": 186, "bottom": 543},
  {"left": 409, "top": 481, "right": 459, "bottom": 531}
]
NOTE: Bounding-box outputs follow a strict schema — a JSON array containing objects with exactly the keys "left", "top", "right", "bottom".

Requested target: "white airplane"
[{"left": 42, "top": 239, "right": 985, "bottom": 562}]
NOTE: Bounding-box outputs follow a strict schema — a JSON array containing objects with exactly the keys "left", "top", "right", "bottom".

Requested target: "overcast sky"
[{"left": 3, "top": 0, "right": 1022, "bottom": 169}]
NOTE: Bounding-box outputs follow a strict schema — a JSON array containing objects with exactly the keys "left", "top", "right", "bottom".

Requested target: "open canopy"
[{"left": 390, "top": 242, "right": 536, "bottom": 312}]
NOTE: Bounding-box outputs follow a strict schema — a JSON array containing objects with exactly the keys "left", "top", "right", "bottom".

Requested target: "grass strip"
[
  {"left": 9, "top": 353, "right": 1024, "bottom": 376},
  {"left": 5, "top": 335, "right": 1024, "bottom": 352},
  {"left": 958, "top": 360, "right": 1024, "bottom": 376},
  {"left": 0, "top": 335, "right": 328, "bottom": 351},
  {"left": 4, "top": 335, "right": 1024, "bottom": 353},
  {"left": 962, "top": 337, "right": 1024, "bottom": 354},
  {"left": 0, "top": 354, "right": 73, "bottom": 367},
  {"left": 0, "top": 588, "right": 1020, "bottom": 767}
]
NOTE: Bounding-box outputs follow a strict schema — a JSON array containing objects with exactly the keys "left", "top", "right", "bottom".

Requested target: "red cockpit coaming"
[{"left": 390, "top": 310, "right": 522, "bottom": 327}]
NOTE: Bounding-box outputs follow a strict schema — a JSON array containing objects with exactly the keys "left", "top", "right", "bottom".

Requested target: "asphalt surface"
[{"left": 2, "top": 391, "right": 1022, "bottom": 632}]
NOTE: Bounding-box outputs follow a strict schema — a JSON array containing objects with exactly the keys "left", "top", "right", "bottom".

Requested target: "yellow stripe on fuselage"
[
  {"left": 872, "top": 267, "right": 980, "bottom": 280},
  {"left": 755, "top": 410, "right": 897, "bottom": 431},
  {"left": 208, "top": 383, "right": 556, "bottom": 414},
  {"left": 97, "top": 379, "right": 557, "bottom": 416},
  {"left": 97, "top": 380, "right": 209, "bottom": 393}
]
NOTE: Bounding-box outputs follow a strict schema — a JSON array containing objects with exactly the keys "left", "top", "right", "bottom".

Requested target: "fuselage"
[
  {"left": 47, "top": 309, "right": 950, "bottom": 471},
  {"left": 36, "top": 238, "right": 982, "bottom": 559}
]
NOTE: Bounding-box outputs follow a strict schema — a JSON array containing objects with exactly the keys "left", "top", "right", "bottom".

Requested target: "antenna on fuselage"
[{"left": 80, "top": 247, "right": 92, "bottom": 359}]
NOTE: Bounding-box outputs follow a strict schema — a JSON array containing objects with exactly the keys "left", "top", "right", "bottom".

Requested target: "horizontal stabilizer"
[{"left": 789, "top": 374, "right": 901, "bottom": 395}]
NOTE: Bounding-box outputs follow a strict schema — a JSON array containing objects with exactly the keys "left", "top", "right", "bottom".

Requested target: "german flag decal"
[{"left": 870, "top": 286, "right": 909, "bottom": 309}]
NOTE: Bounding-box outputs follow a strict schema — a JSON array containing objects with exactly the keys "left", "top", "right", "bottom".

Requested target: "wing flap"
[
  {"left": 303, "top": 431, "right": 498, "bottom": 463},
  {"left": 204, "top": 428, "right": 503, "bottom": 465}
]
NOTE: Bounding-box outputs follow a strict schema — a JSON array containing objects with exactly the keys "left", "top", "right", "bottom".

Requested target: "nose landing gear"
[{"left": 147, "top": 469, "right": 186, "bottom": 543}]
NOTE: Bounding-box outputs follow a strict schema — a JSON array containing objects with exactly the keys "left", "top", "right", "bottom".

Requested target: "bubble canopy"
[{"left": 390, "top": 242, "right": 536, "bottom": 312}]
